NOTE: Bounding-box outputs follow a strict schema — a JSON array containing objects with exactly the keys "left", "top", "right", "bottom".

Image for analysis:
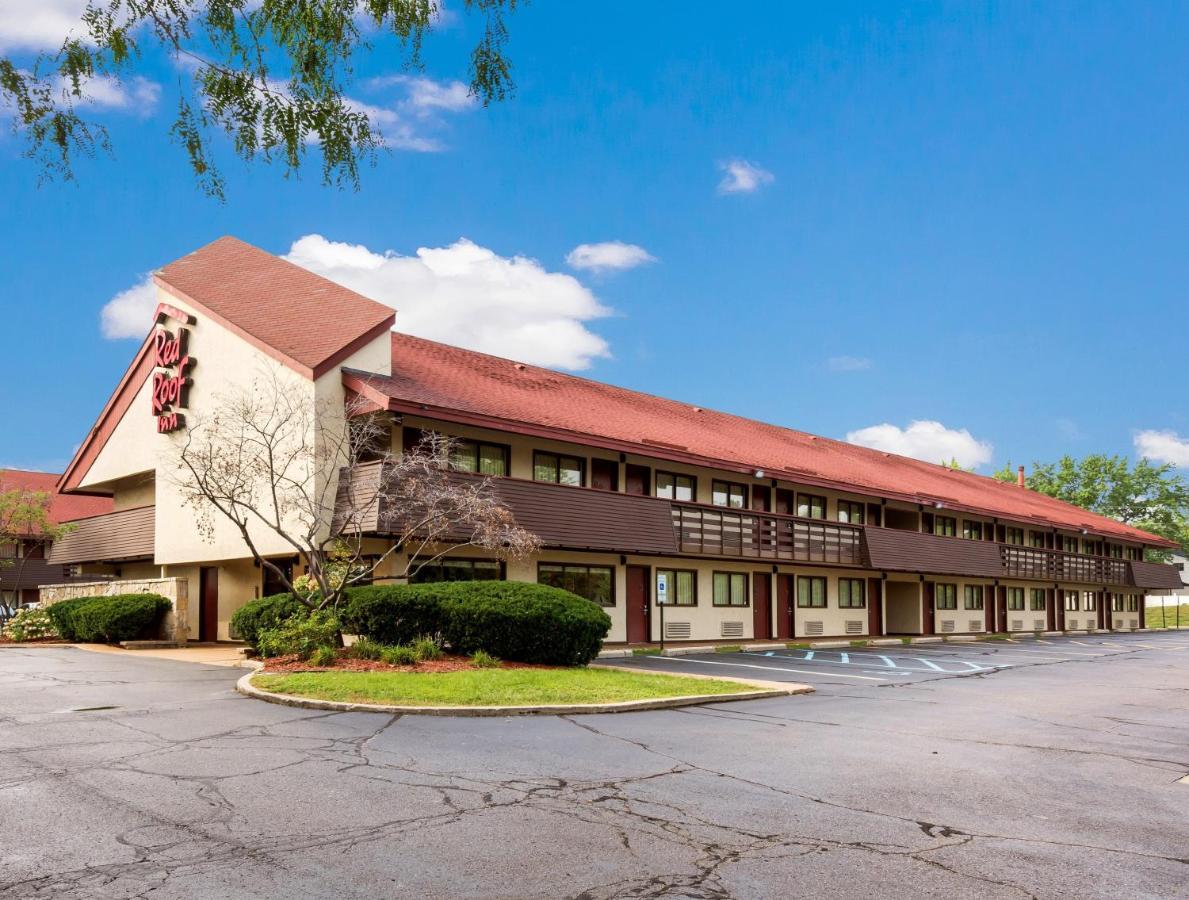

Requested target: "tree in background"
[
  {"left": 993, "top": 454, "right": 1189, "bottom": 560},
  {"left": 0, "top": 488, "right": 75, "bottom": 618},
  {"left": 1, "top": 0, "right": 519, "bottom": 199}
]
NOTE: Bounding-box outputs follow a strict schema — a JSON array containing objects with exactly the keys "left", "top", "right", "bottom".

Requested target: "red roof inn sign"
[{"left": 151, "top": 303, "right": 195, "bottom": 434}]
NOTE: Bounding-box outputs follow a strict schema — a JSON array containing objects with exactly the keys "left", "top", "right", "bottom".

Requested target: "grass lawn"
[
  {"left": 1147, "top": 604, "right": 1189, "bottom": 628},
  {"left": 253, "top": 667, "right": 755, "bottom": 707}
]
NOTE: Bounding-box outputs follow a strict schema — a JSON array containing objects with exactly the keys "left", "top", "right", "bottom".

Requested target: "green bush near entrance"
[
  {"left": 45, "top": 594, "right": 170, "bottom": 643},
  {"left": 230, "top": 593, "right": 312, "bottom": 647}
]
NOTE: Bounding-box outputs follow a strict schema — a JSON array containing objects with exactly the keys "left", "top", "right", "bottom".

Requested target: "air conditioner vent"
[
  {"left": 1011, "top": 619, "right": 1023, "bottom": 632},
  {"left": 1033, "top": 619, "right": 1045, "bottom": 631},
  {"left": 940, "top": 620, "right": 955, "bottom": 633},
  {"left": 1114, "top": 619, "right": 1123, "bottom": 630},
  {"left": 720, "top": 621, "right": 744, "bottom": 639},
  {"left": 664, "top": 621, "right": 691, "bottom": 640},
  {"left": 845, "top": 620, "right": 863, "bottom": 635},
  {"left": 804, "top": 621, "right": 824, "bottom": 636},
  {"left": 969, "top": 620, "right": 983, "bottom": 632}
]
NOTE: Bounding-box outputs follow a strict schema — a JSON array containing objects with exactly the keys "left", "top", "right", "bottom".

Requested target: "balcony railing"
[
  {"left": 1000, "top": 544, "right": 1129, "bottom": 586},
  {"left": 671, "top": 503, "right": 863, "bottom": 566}
]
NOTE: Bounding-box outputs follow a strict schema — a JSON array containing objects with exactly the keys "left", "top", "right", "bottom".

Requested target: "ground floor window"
[
  {"left": 964, "top": 585, "right": 984, "bottom": 610},
  {"left": 655, "top": 568, "right": 697, "bottom": 606},
  {"left": 1030, "top": 588, "right": 1047, "bottom": 611},
  {"left": 796, "top": 575, "right": 826, "bottom": 608},
  {"left": 1112, "top": 593, "right": 1124, "bottom": 612},
  {"left": 1065, "top": 591, "right": 1079, "bottom": 611},
  {"left": 1127, "top": 595, "right": 1140, "bottom": 612},
  {"left": 413, "top": 557, "right": 503, "bottom": 584},
  {"left": 1083, "top": 591, "right": 1097, "bottom": 612},
  {"left": 1007, "top": 587, "right": 1025, "bottom": 610},
  {"left": 838, "top": 578, "right": 865, "bottom": 608},
  {"left": 935, "top": 583, "right": 957, "bottom": 610},
  {"left": 713, "top": 572, "right": 748, "bottom": 606},
  {"left": 538, "top": 563, "right": 614, "bottom": 606}
]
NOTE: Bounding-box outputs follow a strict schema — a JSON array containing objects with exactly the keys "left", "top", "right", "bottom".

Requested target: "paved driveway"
[{"left": 1, "top": 635, "right": 1187, "bottom": 899}]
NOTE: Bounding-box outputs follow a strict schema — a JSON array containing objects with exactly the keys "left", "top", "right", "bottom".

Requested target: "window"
[
  {"left": 935, "top": 583, "right": 957, "bottom": 610},
  {"left": 1127, "top": 595, "right": 1140, "bottom": 612},
  {"left": 656, "top": 471, "right": 696, "bottom": 502},
  {"left": 837, "top": 501, "right": 865, "bottom": 525},
  {"left": 1062, "top": 535, "right": 1079, "bottom": 553},
  {"left": 1083, "top": 591, "right": 1097, "bottom": 612},
  {"left": 1065, "top": 591, "right": 1079, "bottom": 611},
  {"left": 1112, "top": 593, "right": 1124, "bottom": 612},
  {"left": 711, "top": 480, "right": 748, "bottom": 509},
  {"left": 962, "top": 520, "right": 983, "bottom": 541},
  {"left": 964, "top": 585, "right": 984, "bottom": 610},
  {"left": 1005, "top": 527, "right": 1025, "bottom": 545},
  {"left": 712, "top": 572, "right": 748, "bottom": 606},
  {"left": 449, "top": 439, "right": 509, "bottom": 476},
  {"left": 934, "top": 516, "right": 957, "bottom": 537},
  {"left": 797, "top": 494, "right": 826, "bottom": 519},
  {"left": 1082, "top": 539, "right": 1098, "bottom": 556},
  {"left": 538, "top": 563, "right": 614, "bottom": 607},
  {"left": 838, "top": 578, "right": 866, "bottom": 608},
  {"left": 656, "top": 569, "right": 697, "bottom": 606},
  {"left": 1030, "top": 531, "right": 1047, "bottom": 548},
  {"left": 533, "top": 451, "right": 584, "bottom": 487},
  {"left": 1030, "top": 589, "right": 1047, "bottom": 611},
  {"left": 1007, "top": 587, "right": 1025, "bottom": 610},
  {"left": 1127, "top": 546, "right": 1142, "bottom": 561},
  {"left": 412, "top": 558, "right": 503, "bottom": 584},
  {"left": 1109, "top": 544, "right": 1123, "bottom": 559},
  {"left": 796, "top": 575, "right": 826, "bottom": 608},
  {"left": 0, "top": 541, "right": 17, "bottom": 559}
]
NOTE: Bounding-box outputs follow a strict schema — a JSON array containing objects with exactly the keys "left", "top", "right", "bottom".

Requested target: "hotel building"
[{"left": 48, "top": 237, "right": 1182, "bottom": 643}]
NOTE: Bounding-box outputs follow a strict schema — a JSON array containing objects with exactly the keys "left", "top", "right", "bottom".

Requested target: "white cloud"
[
  {"left": 565, "top": 242, "right": 657, "bottom": 274},
  {"left": 349, "top": 75, "right": 477, "bottom": 151},
  {"left": 284, "top": 234, "right": 612, "bottom": 370},
  {"left": 846, "top": 420, "right": 994, "bottom": 469},
  {"left": 67, "top": 75, "right": 160, "bottom": 116},
  {"left": 827, "top": 355, "right": 872, "bottom": 373},
  {"left": 1134, "top": 430, "right": 1189, "bottom": 467},
  {"left": 100, "top": 274, "right": 157, "bottom": 339},
  {"left": 383, "top": 75, "right": 475, "bottom": 112},
  {"left": 0, "top": 0, "right": 87, "bottom": 51},
  {"left": 717, "top": 159, "right": 774, "bottom": 195}
]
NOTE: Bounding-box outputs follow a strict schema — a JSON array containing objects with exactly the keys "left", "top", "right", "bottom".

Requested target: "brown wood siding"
[
  {"left": 863, "top": 527, "right": 1004, "bottom": 578},
  {"left": 0, "top": 557, "right": 76, "bottom": 591},
  {"left": 1129, "top": 560, "right": 1185, "bottom": 590},
  {"left": 47, "top": 507, "right": 155, "bottom": 564}
]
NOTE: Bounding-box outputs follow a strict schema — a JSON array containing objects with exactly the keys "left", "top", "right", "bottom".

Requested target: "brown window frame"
[
  {"left": 1004, "top": 527, "right": 1025, "bottom": 546},
  {"left": 963, "top": 585, "right": 984, "bottom": 610},
  {"left": 656, "top": 470, "right": 697, "bottom": 503},
  {"left": 962, "top": 520, "right": 983, "bottom": 541},
  {"left": 795, "top": 575, "right": 827, "bottom": 608},
  {"left": 796, "top": 494, "right": 827, "bottom": 520},
  {"left": 712, "top": 571, "right": 749, "bottom": 607},
  {"left": 1064, "top": 591, "right": 1079, "bottom": 611},
  {"left": 935, "top": 583, "right": 957, "bottom": 610},
  {"left": 447, "top": 438, "right": 511, "bottom": 477},
  {"left": 532, "top": 450, "right": 585, "bottom": 487},
  {"left": 711, "top": 480, "right": 748, "bottom": 509},
  {"left": 1082, "top": 591, "right": 1097, "bottom": 612},
  {"left": 1030, "top": 530, "right": 1047, "bottom": 548},
  {"left": 537, "top": 562, "right": 615, "bottom": 607},
  {"left": 655, "top": 568, "right": 697, "bottom": 607},
  {"left": 838, "top": 577, "right": 866, "bottom": 609},
  {"left": 1029, "top": 588, "right": 1046, "bottom": 611},
  {"left": 1061, "top": 535, "right": 1079, "bottom": 553},
  {"left": 412, "top": 557, "right": 505, "bottom": 584},
  {"left": 837, "top": 500, "right": 864, "bottom": 525},
  {"left": 934, "top": 516, "right": 957, "bottom": 537},
  {"left": 1007, "top": 587, "right": 1025, "bottom": 610}
]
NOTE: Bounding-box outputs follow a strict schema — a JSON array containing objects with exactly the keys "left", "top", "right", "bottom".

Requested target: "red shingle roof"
[
  {"left": 155, "top": 236, "right": 395, "bottom": 379},
  {"left": 347, "top": 333, "right": 1175, "bottom": 548},
  {"left": 0, "top": 470, "right": 113, "bottom": 528}
]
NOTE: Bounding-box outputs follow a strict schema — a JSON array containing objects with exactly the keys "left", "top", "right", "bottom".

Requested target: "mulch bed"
[
  {"left": 260, "top": 652, "right": 541, "bottom": 675},
  {"left": 0, "top": 636, "right": 66, "bottom": 645}
]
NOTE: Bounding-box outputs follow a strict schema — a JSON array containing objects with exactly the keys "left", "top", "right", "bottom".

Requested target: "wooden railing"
[
  {"left": 670, "top": 503, "right": 863, "bottom": 565},
  {"left": 1000, "top": 544, "right": 1129, "bottom": 586}
]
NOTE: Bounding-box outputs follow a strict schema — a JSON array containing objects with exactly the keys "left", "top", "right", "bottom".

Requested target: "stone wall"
[{"left": 39, "top": 577, "right": 190, "bottom": 642}]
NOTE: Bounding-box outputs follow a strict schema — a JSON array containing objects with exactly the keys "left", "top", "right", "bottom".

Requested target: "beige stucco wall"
[{"left": 40, "top": 577, "right": 189, "bottom": 641}]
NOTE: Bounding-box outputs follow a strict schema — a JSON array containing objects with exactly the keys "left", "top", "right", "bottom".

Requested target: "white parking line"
[
  {"left": 641, "top": 655, "right": 886, "bottom": 681},
  {"left": 755, "top": 651, "right": 1001, "bottom": 674}
]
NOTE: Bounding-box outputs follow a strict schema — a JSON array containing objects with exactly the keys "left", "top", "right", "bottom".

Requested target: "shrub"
[
  {"left": 470, "top": 649, "right": 501, "bottom": 669},
  {"left": 412, "top": 634, "right": 444, "bottom": 661},
  {"left": 257, "top": 612, "right": 340, "bottom": 660},
  {"left": 230, "top": 593, "right": 310, "bottom": 647},
  {"left": 343, "top": 581, "right": 611, "bottom": 666},
  {"left": 308, "top": 646, "right": 338, "bottom": 667},
  {"left": 345, "top": 636, "right": 385, "bottom": 661},
  {"left": 3, "top": 607, "right": 59, "bottom": 642},
  {"left": 381, "top": 644, "right": 419, "bottom": 666},
  {"left": 46, "top": 594, "right": 170, "bottom": 643}
]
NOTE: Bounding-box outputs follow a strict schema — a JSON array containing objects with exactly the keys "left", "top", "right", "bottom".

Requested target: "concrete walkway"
[{"left": 74, "top": 642, "right": 248, "bottom": 667}]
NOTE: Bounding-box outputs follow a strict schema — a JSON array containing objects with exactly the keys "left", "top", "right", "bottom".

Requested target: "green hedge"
[
  {"left": 230, "top": 593, "right": 311, "bottom": 646},
  {"left": 45, "top": 594, "right": 170, "bottom": 643}
]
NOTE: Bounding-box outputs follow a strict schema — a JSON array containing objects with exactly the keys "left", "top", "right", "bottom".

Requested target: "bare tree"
[{"left": 171, "top": 373, "right": 539, "bottom": 612}]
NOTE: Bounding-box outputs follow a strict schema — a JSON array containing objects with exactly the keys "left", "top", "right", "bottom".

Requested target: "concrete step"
[{"left": 120, "top": 640, "right": 184, "bottom": 650}]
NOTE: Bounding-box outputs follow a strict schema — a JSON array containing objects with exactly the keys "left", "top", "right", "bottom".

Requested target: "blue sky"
[{"left": 2, "top": 2, "right": 1188, "bottom": 475}]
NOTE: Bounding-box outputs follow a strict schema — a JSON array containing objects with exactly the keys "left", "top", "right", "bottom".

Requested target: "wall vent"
[
  {"left": 968, "top": 620, "right": 982, "bottom": 632},
  {"left": 1115, "top": 619, "right": 1123, "bottom": 630},
  {"left": 940, "top": 620, "right": 955, "bottom": 633},
  {"left": 845, "top": 620, "right": 864, "bottom": 635},
  {"left": 1011, "top": 619, "right": 1024, "bottom": 631},
  {"left": 664, "top": 621, "right": 691, "bottom": 641},
  {"left": 804, "top": 621, "right": 824, "bottom": 636},
  {"left": 720, "top": 621, "right": 744, "bottom": 639},
  {"left": 1033, "top": 619, "right": 1045, "bottom": 631}
]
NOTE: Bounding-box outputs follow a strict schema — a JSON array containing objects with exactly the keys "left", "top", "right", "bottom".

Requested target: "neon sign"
[{"left": 151, "top": 303, "right": 196, "bottom": 433}]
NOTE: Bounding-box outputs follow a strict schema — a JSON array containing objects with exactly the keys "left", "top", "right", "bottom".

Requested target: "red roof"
[
  {"left": 0, "top": 470, "right": 113, "bottom": 529},
  {"left": 347, "top": 333, "right": 1176, "bottom": 548},
  {"left": 155, "top": 236, "right": 395, "bottom": 379}
]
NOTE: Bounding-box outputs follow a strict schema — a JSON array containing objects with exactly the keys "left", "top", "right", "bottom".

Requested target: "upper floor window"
[
  {"left": 1005, "top": 527, "right": 1025, "bottom": 545},
  {"left": 796, "top": 575, "right": 826, "bottom": 608},
  {"left": 1030, "top": 531, "right": 1047, "bottom": 548},
  {"left": 838, "top": 578, "right": 866, "bottom": 608},
  {"left": 1109, "top": 544, "right": 1123, "bottom": 559},
  {"left": 1030, "top": 588, "right": 1047, "bottom": 611},
  {"left": 934, "top": 516, "right": 957, "bottom": 537},
  {"left": 1007, "top": 587, "right": 1025, "bottom": 610},
  {"left": 1127, "top": 546, "right": 1143, "bottom": 561},
  {"left": 837, "top": 501, "right": 864, "bottom": 525},
  {"left": 449, "top": 439, "right": 509, "bottom": 477},
  {"left": 935, "top": 583, "right": 957, "bottom": 610},
  {"left": 962, "top": 520, "right": 983, "bottom": 541},
  {"left": 797, "top": 494, "right": 826, "bottom": 519},
  {"left": 656, "top": 569, "right": 697, "bottom": 606},
  {"left": 711, "top": 480, "right": 748, "bottom": 509},
  {"left": 533, "top": 451, "right": 584, "bottom": 487},
  {"left": 713, "top": 572, "right": 748, "bottom": 607},
  {"left": 964, "top": 585, "right": 984, "bottom": 610},
  {"left": 0, "top": 542, "right": 18, "bottom": 559},
  {"left": 656, "top": 471, "right": 696, "bottom": 502},
  {"left": 538, "top": 563, "right": 614, "bottom": 607},
  {"left": 1082, "top": 539, "right": 1098, "bottom": 556},
  {"left": 1061, "top": 535, "right": 1079, "bottom": 554}
]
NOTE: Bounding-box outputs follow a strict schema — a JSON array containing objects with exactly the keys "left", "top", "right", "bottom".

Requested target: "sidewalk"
[{"left": 75, "top": 643, "right": 248, "bottom": 667}]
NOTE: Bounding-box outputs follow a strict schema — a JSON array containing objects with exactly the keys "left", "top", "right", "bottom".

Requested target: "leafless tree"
[{"left": 170, "top": 373, "right": 539, "bottom": 612}]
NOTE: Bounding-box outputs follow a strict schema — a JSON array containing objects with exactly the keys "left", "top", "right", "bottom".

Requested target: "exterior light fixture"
[{"left": 754, "top": 469, "right": 765, "bottom": 478}]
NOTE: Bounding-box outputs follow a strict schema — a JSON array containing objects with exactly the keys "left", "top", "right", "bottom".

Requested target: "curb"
[{"left": 236, "top": 662, "right": 812, "bottom": 717}]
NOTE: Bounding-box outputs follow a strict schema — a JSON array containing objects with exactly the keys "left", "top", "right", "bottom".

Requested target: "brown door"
[
  {"left": 866, "top": 504, "right": 882, "bottom": 527},
  {"left": 751, "top": 486, "right": 771, "bottom": 512},
  {"left": 774, "top": 489, "right": 794, "bottom": 515},
  {"left": 1098, "top": 591, "right": 1108, "bottom": 630},
  {"left": 984, "top": 584, "right": 995, "bottom": 632},
  {"left": 625, "top": 464, "right": 650, "bottom": 496},
  {"left": 996, "top": 586, "right": 1008, "bottom": 632},
  {"left": 752, "top": 573, "right": 772, "bottom": 640},
  {"left": 867, "top": 578, "right": 883, "bottom": 636},
  {"left": 1056, "top": 591, "right": 1066, "bottom": 631},
  {"left": 922, "top": 582, "right": 935, "bottom": 635},
  {"left": 776, "top": 574, "right": 793, "bottom": 639},
  {"left": 591, "top": 458, "right": 619, "bottom": 491},
  {"left": 626, "top": 565, "right": 651, "bottom": 643},
  {"left": 199, "top": 566, "right": 219, "bottom": 642},
  {"left": 1046, "top": 588, "right": 1057, "bottom": 632}
]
